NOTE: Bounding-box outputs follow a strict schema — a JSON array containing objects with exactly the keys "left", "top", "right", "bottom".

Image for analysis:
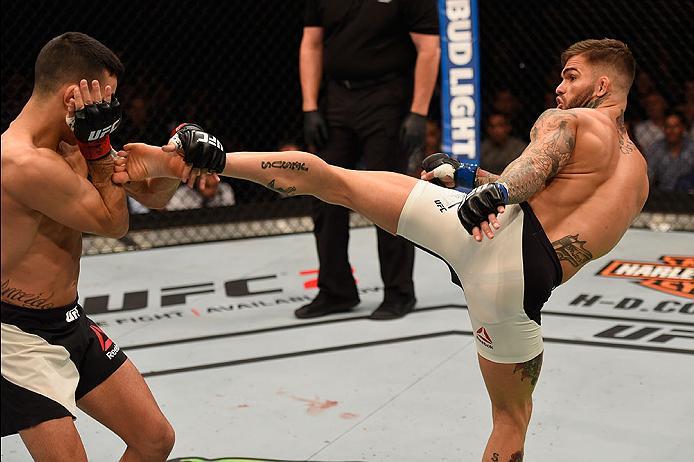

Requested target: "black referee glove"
[
  {"left": 400, "top": 112, "right": 427, "bottom": 156},
  {"left": 303, "top": 110, "right": 328, "bottom": 150}
]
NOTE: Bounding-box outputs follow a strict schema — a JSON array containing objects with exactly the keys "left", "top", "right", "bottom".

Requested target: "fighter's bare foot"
[{"left": 112, "top": 143, "right": 188, "bottom": 183}]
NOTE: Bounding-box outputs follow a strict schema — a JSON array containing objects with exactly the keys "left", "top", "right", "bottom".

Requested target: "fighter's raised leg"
[
  {"left": 115, "top": 143, "right": 419, "bottom": 235},
  {"left": 225, "top": 151, "right": 418, "bottom": 234}
]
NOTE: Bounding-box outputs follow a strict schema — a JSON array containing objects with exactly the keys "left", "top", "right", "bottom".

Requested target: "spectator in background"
[
  {"left": 543, "top": 90, "right": 557, "bottom": 110},
  {"left": 634, "top": 71, "right": 656, "bottom": 98},
  {"left": 679, "top": 80, "right": 694, "bottom": 139},
  {"left": 674, "top": 168, "right": 694, "bottom": 193},
  {"left": 129, "top": 176, "right": 235, "bottom": 214},
  {"left": 297, "top": 0, "right": 440, "bottom": 320},
  {"left": 634, "top": 92, "right": 667, "bottom": 151},
  {"left": 627, "top": 70, "right": 656, "bottom": 121},
  {"left": 645, "top": 111, "right": 694, "bottom": 192},
  {"left": 1, "top": 72, "right": 32, "bottom": 131},
  {"left": 278, "top": 140, "right": 302, "bottom": 152},
  {"left": 480, "top": 113, "right": 528, "bottom": 174},
  {"left": 112, "top": 94, "right": 167, "bottom": 147},
  {"left": 491, "top": 88, "right": 524, "bottom": 136},
  {"left": 409, "top": 119, "right": 441, "bottom": 177}
]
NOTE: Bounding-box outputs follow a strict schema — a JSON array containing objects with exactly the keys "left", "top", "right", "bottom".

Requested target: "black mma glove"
[
  {"left": 68, "top": 97, "right": 121, "bottom": 160},
  {"left": 303, "top": 110, "right": 328, "bottom": 149},
  {"left": 421, "top": 152, "right": 478, "bottom": 189},
  {"left": 168, "top": 123, "right": 226, "bottom": 173},
  {"left": 399, "top": 112, "right": 427, "bottom": 156},
  {"left": 457, "top": 182, "right": 509, "bottom": 234}
]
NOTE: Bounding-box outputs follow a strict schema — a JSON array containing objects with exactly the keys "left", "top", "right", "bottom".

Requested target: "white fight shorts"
[{"left": 397, "top": 181, "right": 562, "bottom": 363}]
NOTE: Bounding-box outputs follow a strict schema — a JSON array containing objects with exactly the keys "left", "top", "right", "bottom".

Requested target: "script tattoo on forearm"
[
  {"left": 1, "top": 279, "right": 55, "bottom": 309},
  {"left": 261, "top": 160, "right": 309, "bottom": 171},
  {"left": 552, "top": 234, "right": 593, "bottom": 267},
  {"left": 513, "top": 353, "right": 543, "bottom": 387},
  {"left": 499, "top": 109, "right": 577, "bottom": 203},
  {"left": 615, "top": 110, "right": 635, "bottom": 156},
  {"left": 266, "top": 179, "right": 296, "bottom": 196}
]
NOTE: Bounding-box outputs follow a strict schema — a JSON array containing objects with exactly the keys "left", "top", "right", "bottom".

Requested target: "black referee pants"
[{"left": 313, "top": 76, "right": 415, "bottom": 303}]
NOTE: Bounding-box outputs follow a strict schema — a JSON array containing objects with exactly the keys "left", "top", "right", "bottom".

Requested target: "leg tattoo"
[
  {"left": 513, "top": 353, "right": 543, "bottom": 387},
  {"left": 491, "top": 451, "right": 523, "bottom": 462}
]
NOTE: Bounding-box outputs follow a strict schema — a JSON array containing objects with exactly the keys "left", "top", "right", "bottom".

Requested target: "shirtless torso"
[
  {"left": 1, "top": 129, "right": 92, "bottom": 309},
  {"left": 526, "top": 108, "right": 649, "bottom": 282},
  {"left": 2, "top": 98, "right": 181, "bottom": 311}
]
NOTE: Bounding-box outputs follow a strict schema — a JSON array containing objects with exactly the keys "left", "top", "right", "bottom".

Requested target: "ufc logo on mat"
[
  {"left": 196, "top": 132, "right": 224, "bottom": 150},
  {"left": 87, "top": 120, "right": 120, "bottom": 141}
]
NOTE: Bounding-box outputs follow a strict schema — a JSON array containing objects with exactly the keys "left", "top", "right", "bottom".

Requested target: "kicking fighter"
[
  {"left": 116, "top": 39, "right": 648, "bottom": 461},
  {"left": 1, "top": 32, "right": 179, "bottom": 461}
]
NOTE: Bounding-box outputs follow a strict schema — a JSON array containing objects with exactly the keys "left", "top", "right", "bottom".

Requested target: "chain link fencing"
[{"left": 1, "top": 0, "right": 692, "bottom": 255}]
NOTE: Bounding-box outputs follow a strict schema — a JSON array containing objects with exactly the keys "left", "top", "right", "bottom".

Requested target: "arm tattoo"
[
  {"left": 552, "top": 234, "right": 593, "bottom": 267},
  {"left": 474, "top": 169, "right": 500, "bottom": 187},
  {"left": 266, "top": 179, "right": 296, "bottom": 196},
  {"left": 261, "top": 160, "right": 309, "bottom": 171},
  {"left": 615, "top": 110, "right": 636, "bottom": 156},
  {"left": 513, "top": 352, "right": 543, "bottom": 387},
  {"left": 499, "top": 109, "right": 577, "bottom": 203}
]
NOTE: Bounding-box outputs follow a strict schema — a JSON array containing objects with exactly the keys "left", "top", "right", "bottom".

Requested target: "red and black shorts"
[{"left": 1, "top": 300, "right": 127, "bottom": 436}]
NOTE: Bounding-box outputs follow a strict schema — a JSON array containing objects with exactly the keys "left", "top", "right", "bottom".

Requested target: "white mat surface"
[{"left": 2, "top": 228, "right": 692, "bottom": 461}]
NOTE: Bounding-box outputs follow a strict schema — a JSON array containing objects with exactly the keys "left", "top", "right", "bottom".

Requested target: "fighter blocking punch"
[
  {"left": 67, "top": 90, "right": 122, "bottom": 160},
  {"left": 2, "top": 32, "right": 178, "bottom": 461}
]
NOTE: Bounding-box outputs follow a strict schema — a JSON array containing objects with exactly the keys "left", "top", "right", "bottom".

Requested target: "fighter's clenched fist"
[{"left": 168, "top": 123, "right": 226, "bottom": 174}]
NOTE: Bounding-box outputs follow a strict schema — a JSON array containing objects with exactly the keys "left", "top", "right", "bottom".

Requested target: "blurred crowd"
[{"left": 3, "top": 70, "right": 693, "bottom": 217}]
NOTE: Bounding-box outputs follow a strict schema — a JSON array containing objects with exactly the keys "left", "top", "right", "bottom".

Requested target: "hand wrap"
[{"left": 421, "top": 152, "right": 478, "bottom": 189}]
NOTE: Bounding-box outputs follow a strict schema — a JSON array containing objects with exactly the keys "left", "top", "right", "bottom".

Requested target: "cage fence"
[{"left": 1, "top": 0, "right": 691, "bottom": 255}]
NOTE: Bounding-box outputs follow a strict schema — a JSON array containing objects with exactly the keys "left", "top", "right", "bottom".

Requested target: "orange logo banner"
[{"left": 598, "top": 256, "right": 694, "bottom": 299}]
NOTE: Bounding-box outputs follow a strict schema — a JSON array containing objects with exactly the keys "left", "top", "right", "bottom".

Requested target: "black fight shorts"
[{"left": 1, "top": 300, "right": 127, "bottom": 436}]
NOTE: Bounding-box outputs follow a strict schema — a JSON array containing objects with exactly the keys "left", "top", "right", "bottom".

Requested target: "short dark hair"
[
  {"left": 487, "top": 112, "right": 510, "bottom": 123},
  {"left": 665, "top": 111, "right": 687, "bottom": 128},
  {"left": 34, "top": 32, "right": 124, "bottom": 95},
  {"left": 561, "top": 38, "right": 635, "bottom": 90}
]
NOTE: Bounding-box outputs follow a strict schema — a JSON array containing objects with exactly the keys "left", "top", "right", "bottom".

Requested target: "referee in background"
[{"left": 297, "top": 0, "right": 440, "bottom": 320}]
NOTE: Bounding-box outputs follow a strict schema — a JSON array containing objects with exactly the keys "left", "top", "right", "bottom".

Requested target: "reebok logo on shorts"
[
  {"left": 65, "top": 307, "right": 80, "bottom": 322},
  {"left": 475, "top": 327, "right": 493, "bottom": 349},
  {"left": 89, "top": 325, "right": 120, "bottom": 359}
]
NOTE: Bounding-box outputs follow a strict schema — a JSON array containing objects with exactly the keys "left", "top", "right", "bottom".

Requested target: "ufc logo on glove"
[
  {"left": 87, "top": 120, "right": 120, "bottom": 141},
  {"left": 196, "top": 132, "right": 224, "bottom": 150}
]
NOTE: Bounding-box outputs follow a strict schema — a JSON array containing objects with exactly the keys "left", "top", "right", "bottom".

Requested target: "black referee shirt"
[{"left": 305, "top": 0, "right": 439, "bottom": 81}]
